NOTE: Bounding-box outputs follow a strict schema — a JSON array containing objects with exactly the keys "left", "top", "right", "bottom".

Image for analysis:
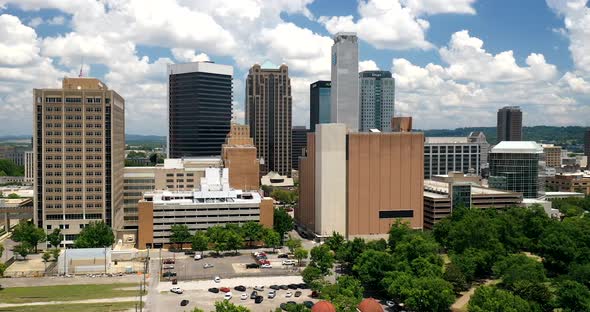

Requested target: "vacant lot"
[
  {"left": 0, "top": 301, "right": 136, "bottom": 312},
  {"left": 0, "top": 283, "right": 140, "bottom": 304}
]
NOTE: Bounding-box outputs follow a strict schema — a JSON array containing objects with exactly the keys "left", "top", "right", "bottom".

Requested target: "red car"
[
  {"left": 163, "top": 259, "right": 175, "bottom": 264},
  {"left": 220, "top": 287, "right": 231, "bottom": 293}
]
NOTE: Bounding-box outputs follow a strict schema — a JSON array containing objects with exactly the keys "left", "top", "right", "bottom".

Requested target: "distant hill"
[{"left": 125, "top": 134, "right": 166, "bottom": 143}]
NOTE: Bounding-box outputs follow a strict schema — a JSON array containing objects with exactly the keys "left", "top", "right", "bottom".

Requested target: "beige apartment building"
[
  {"left": 222, "top": 124, "right": 260, "bottom": 191},
  {"left": 33, "top": 78, "right": 125, "bottom": 246},
  {"left": 542, "top": 144, "right": 562, "bottom": 168},
  {"left": 298, "top": 123, "right": 424, "bottom": 239},
  {"left": 545, "top": 172, "right": 590, "bottom": 195}
]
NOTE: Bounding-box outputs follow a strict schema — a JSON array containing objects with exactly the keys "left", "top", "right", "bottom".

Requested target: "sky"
[{"left": 0, "top": 0, "right": 589, "bottom": 136}]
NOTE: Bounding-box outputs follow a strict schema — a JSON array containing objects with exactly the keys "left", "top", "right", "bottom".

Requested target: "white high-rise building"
[
  {"left": 359, "top": 71, "right": 395, "bottom": 132},
  {"left": 330, "top": 32, "right": 359, "bottom": 131}
]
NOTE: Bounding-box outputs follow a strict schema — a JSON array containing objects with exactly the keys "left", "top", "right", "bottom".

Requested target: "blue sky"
[{"left": 0, "top": 0, "right": 589, "bottom": 136}]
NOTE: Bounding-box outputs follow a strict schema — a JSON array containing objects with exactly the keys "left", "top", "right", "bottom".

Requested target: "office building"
[
  {"left": 545, "top": 172, "right": 590, "bottom": 195},
  {"left": 423, "top": 173, "right": 522, "bottom": 229},
  {"left": 585, "top": 129, "right": 590, "bottom": 169},
  {"left": 392, "top": 117, "right": 412, "bottom": 132},
  {"left": 0, "top": 146, "right": 29, "bottom": 166},
  {"left": 497, "top": 106, "right": 523, "bottom": 141},
  {"left": 359, "top": 71, "right": 395, "bottom": 132},
  {"left": 221, "top": 124, "right": 259, "bottom": 191},
  {"left": 331, "top": 32, "right": 359, "bottom": 131},
  {"left": 488, "top": 141, "right": 543, "bottom": 198},
  {"left": 245, "top": 64, "right": 292, "bottom": 176},
  {"left": 24, "top": 151, "right": 34, "bottom": 183},
  {"left": 291, "top": 126, "right": 308, "bottom": 171},
  {"left": 168, "top": 62, "right": 233, "bottom": 158},
  {"left": 298, "top": 123, "right": 424, "bottom": 239},
  {"left": 542, "top": 144, "right": 562, "bottom": 168},
  {"left": 468, "top": 131, "right": 490, "bottom": 167},
  {"left": 310, "top": 81, "right": 331, "bottom": 132},
  {"left": 33, "top": 78, "right": 125, "bottom": 245},
  {"left": 424, "top": 135, "right": 487, "bottom": 179},
  {"left": 137, "top": 168, "right": 274, "bottom": 249}
]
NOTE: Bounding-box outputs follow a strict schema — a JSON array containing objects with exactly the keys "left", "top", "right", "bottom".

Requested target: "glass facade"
[
  {"left": 489, "top": 152, "right": 541, "bottom": 198},
  {"left": 451, "top": 184, "right": 472, "bottom": 209},
  {"left": 310, "top": 81, "right": 331, "bottom": 132},
  {"left": 424, "top": 143, "right": 480, "bottom": 178}
]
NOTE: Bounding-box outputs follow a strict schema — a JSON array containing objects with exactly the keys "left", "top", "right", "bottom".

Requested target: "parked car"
[
  {"left": 254, "top": 285, "right": 265, "bottom": 291},
  {"left": 163, "top": 259, "right": 175, "bottom": 264},
  {"left": 234, "top": 285, "right": 246, "bottom": 292},
  {"left": 277, "top": 253, "right": 289, "bottom": 258},
  {"left": 180, "top": 299, "right": 189, "bottom": 306},
  {"left": 268, "top": 290, "right": 277, "bottom": 299},
  {"left": 282, "top": 260, "right": 296, "bottom": 265},
  {"left": 220, "top": 287, "right": 231, "bottom": 293},
  {"left": 261, "top": 263, "right": 272, "bottom": 269},
  {"left": 170, "top": 287, "right": 183, "bottom": 294},
  {"left": 385, "top": 300, "right": 396, "bottom": 308},
  {"left": 303, "top": 301, "right": 314, "bottom": 308},
  {"left": 214, "top": 276, "right": 221, "bottom": 283},
  {"left": 269, "top": 285, "right": 280, "bottom": 290},
  {"left": 246, "top": 263, "right": 260, "bottom": 269},
  {"left": 250, "top": 291, "right": 258, "bottom": 299},
  {"left": 164, "top": 264, "right": 175, "bottom": 270},
  {"left": 288, "top": 284, "right": 298, "bottom": 289},
  {"left": 240, "top": 293, "right": 248, "bottom": 300},
  {"left": 279, "top": 285, "right": 289, "bottom": 290},
  {"left": 255, "top": 295, "right": 264, "bottom": 304},
  {"left": 208, "top": 287, "right": 219, "bottom": 293},
  {"left": 285, "top": 291, "right": 293, "bottom": 298},
  {"left": 311, "top": 290, "right": 319, "bottom": 298},
  {"left": 194, "top": 254, "right": 202, "bottom": 260},
  {"left": 163, "top": 272, "right": 177, "bottom": 277},
  {"left": 203, "top": 263, "right": 214, "bottom": 269},
  {"left": 294, "top": 291, "right": 302, "bottom": 297},
  {"left": 298, "top": 283, "right": 309, "bottom": 289},
  {"left": 224, "top": 292, "right": 232, "bottom": 300}
]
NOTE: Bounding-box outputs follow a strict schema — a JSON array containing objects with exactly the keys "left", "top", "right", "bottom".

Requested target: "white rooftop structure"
[
  {"left": 167, "top": 61, "right": 233, "bottom": 76},
  {"left": 424, "top": 179, "right": 516, "bottom": 196},
  {"left": 425, "top": 137, "right": 469, "bottom": 144},
  {"left": 491, "top": 141, "right": 544, "bottom": 154},
  {"left": 162, "top": 157, "right": 222, "bottom": 169}
]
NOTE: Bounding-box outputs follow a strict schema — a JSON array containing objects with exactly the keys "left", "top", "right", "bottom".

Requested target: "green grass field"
[
  {"left": 0, "top": 283, "right": 140, "bottom": 304},
  {"left": 0, "top": 301, "right": 137, "bottom": 312}
]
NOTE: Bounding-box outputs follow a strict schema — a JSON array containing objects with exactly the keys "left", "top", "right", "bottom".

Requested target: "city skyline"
[{"left": 1, "top": 0, "right": 590, "bottom": 136}]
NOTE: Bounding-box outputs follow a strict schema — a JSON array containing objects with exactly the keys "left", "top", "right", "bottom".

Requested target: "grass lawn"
[
  {"left": 0, "top": 301, "right": 137, "bottom": 312},
  {"left": 0, "top": 283, "right": 140, "bottom": 304}
]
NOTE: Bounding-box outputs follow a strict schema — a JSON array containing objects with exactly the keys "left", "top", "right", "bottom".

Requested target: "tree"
[
  {"left": 321, "top": 276, "right": 364, "bottom": 312},
  {"left": 0, "top": 243, "right": 4, "bottom": 258},
  {"left": 213, "top": 300, "right": 251, "bottom": 312},
  {"left": 73, "top": 221, "right": 115, "bottom": 248},
  {"left": 285, "top": 236, "right": 302, "bottom": 253},
  {"left": 13, "top": 243, "right": 30, "bottom": 259},
  {"left": 7, "top": 193, "right": 20, "bottom": 199},
  {"left": 226, "top": 230, "right": 244, "bottom": 255},
  {"left": 294, "top": 248, "right": 308, "bottom": 266},
  {"left": 169, "top": 224, "right": 191, "bottom": 250},
  {"left": 443, "top": 262, "right": 468, "bottom": 293},
  {"left": 0, "top": 159, "right": 23, "bottom": 176},
  {"left": 451, "top": 248, "right": 496, "bottom": 282},
  {"left": 241, "top": 222, "right": 264, "bottom": 247},
  {"left": 388, "top": 219, "right": 413, "bottom": 251},
  {"left": 42, "top": 251, "right": 51, "bottom": 270},
  {"left": 262, "top": 229, "right": 281, "bottom": 252},
  {"left": 47, "top": 228, "right": 62, "bottom": 247},
  {"left": 325, "top": 231, "right": 345, "bottom": 252},
  {"left": 50, "top": 248, "right": 60, "bottom": 261},
  {"left": 273, "top": 208, "right": 293, "bottom": 242},
  {"left": 403, "top": 277, "right": 455, "bottom": 312},
  {"left": 207, "top": 226, "right": 228, "bottom": 255},
  {"left": 554, "top": 280, "right": 590, "bottom": 312},
  {"left": 310, "top": 244, "right": 334, "bottom": 275},
  {"left": 11, "top": 220, "right": 46, "bottom": 253},
  {"left": 353, "top": 250, "right": 394, "bottom": 287},
  {"left": 492, "top": 254, "right": 546, "bottom": 289},
  {"left": 568, "top": 262, "right": 590, "bottom": 288},
  {"left": 191, "top": 231, "right": 209, "bottom": 256},
  {"left": 468, "top": 286, "right": 536, "bottom": 312},
  {"left": 337, "top": 238, "right": 366, "bottom": 271},
  {"left": 301, "top": 265, "right": 323, "bottom": 287},
  {"left": 366, "top": 238, "right": 387, "bottom": 252}
]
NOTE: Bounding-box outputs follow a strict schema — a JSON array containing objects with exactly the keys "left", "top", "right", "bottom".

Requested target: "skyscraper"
[
  {"left": 33, "top": 78, "right": 125, "bottom": 246},
  {"left": 310, "top": 81, "right": 331, "bottom": 133},
  {"left": 168, "top": 62, "right": 233, "bottom": 158},
  {"left": 291, "top": 126, "right": 308, "bottom": 170},
  {"left": 359, "top": 70, "right": 395, "bottom": 132},
  {"left": 245, "top": 64, "right": 292, "bottom": 176},
  {"left": 497, "top": 106, "right": 523, "bottom": 142},
  {"left": 488, "top": 141, "right": 543, "bottom": 198},
  {"left": 331, "top": 32, "right": 359, "bottom": 131}
]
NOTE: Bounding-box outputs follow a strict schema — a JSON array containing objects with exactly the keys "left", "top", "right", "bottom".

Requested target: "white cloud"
[
  {"left": 359, "top": 60, "right": 379, "bottom": 72},
  {"left": 171, "top": 48, "right": 210, "bottom": 63},
  {"left": 547, "top": 0, "right": 590, "bottom": 74},
  {"left": 47, "top": 15, "right": 65, "bottom": 25},
  {"left": 559, "top": 71, "right": 590, "bottom": 93},
  {"left": 401, "top": 0, "right": 476, "bottom": 15},
  {"left": 0, "top": 14, "right": 40, "bottom": 66}
]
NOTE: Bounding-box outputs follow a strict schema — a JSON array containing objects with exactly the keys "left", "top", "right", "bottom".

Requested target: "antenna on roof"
[{"left": 78, "top": 56, "right": 84, "bottom": 77}]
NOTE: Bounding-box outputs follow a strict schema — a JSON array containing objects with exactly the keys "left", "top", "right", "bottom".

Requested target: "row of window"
[
  {"left": 45, "top": 179, "right": 104, "bottom": 185},
  {"left": 165, "top": 173, "right": 194, "bottom": 177},
  {"left": 45, "top": 204, "right": 103, "bottom": 209}
]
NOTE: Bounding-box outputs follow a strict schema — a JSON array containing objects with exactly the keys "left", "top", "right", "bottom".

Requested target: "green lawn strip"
[
  {"left": 0, "top": 283, "right": 140, "bottom": 304},
  {"left": 0, "top": 301, "right": 137, "bottom": 312}
]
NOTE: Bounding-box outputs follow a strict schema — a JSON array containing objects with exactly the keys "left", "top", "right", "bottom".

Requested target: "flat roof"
[
  {"left": 168, "top": 62, "right": 233, "bottom": 76},
  {"left": 425, "top": 137, "right": 469, "bottom": 144},
  {"left": 424, "top": 179, "right": 518, "bottom": 196},
  {"left": 491, "top": 141, "right": 543, "bottom": 154}
]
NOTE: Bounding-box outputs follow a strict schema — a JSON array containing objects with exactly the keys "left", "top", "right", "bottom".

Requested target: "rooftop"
[
  {"left": 424, "top": 179, "right": 518, "bottom": 197},
  {"left": 425, "top": 137, "right": 469, "bottom": 144},
  {"left": 491, "top": 141, "right": 543, "bottom": 154}
]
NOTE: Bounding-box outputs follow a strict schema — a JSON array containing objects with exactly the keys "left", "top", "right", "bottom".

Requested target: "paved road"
[
  {"left": 145, "top": 257, "right": 161, "bottom": 311},
  {"left": 0, "top": 296, "right": 142, "bottom": 308},
  {"left": 0, "top": 275, "right": 140, "bottom": 287},
  {"left": 1, "top": 237, "right": 16, "bottom": 263}
]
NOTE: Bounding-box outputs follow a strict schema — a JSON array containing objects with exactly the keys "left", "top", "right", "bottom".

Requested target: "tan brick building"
[
  {"left": 542, "top": 144, "right": 562, "bottom": 168},
  {"left": 545, "top": 172, "right": 590, "bottom": 195},
  {"left": 222, "top": 124, "right": 259, "bottom": 191}
]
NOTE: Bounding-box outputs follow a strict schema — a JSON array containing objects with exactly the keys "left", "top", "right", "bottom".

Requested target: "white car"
[
  {"left": 203, "top": 263, "right": 214, "bottom": 269},
  {"left": 282, "top": 260, "right": 296, "bottom": 265},
  {"left": 285, "top": 291, "right": 293, "bottom": 298},
  {"left": 240, "top": 293, "right": 248, "bottom": 300},
  {"left": 214, "top": 276, "right": 221, "bottom": 283},
  {"left": 268, "top": 290, "right": 276, "bottom": 299},
  {"left": 254, "top": 285, "right": 265, "bottom": 291},
  {"left": 194, "top": 254, "right": 202, "bottom": 260},
  {"left": 170, "top": 287, "right": 183, "bottom": 294},
  {"left": 224, "top": 292, "right": 232, "bottom": 300},
  {"left": 261, "top": 263, "right": 272, "bottom": 269}
]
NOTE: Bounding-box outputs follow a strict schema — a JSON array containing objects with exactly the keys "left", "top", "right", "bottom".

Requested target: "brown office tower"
[
  {"left": 34, "top": 78, "right": 125, "bottom": 247},
  {"left": 222, "top": 124, "right": 260, "bottom": 190},
  {"left": 585, "top": 129, "right": 590, "bottom": 169},
  {"left": 497, "top": 106, "right": 523, "bottom": 141},
  {"left": 298, "top": 123, "right": 424, "bottom": 240},
  {"left": 245, "top": 64, "right": 292, "bottom": 176},
  {"left": 392, "top": 116, "right": 413, "bottom": 132}
]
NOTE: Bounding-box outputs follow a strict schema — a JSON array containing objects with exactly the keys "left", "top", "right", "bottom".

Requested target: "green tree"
[
  {"left": 241, "top": 222, "right": 264, "bottom": 247},
  {"left": 325, "top": 231, "right": 345, "bottom": 252},
  {"left": 320, "top": 276, "right": 364, "bottom": 312},
  {"left": 262, "top": 229, "right": 281, "bottom": 252},
  {"left": 47, "top": 228, "right": 62, "bottom": 247},
  {"left": 0, "top": 159, "right": 23, "bottom": 176},
  {"left": 310, "top": 244, "right": 334, "bottom": 275},
  {"left": 468, "top": 286, "right": 535, "bottom": 312},
  {"left": 50, "top": 248, "right": 60, "bottom": 261},
  {"left": 554, "top": 280, "right": 590, "bottom": 312},
  {"left": 0, "top": 243, "right": 4, "bottom": 258},
  {"left": 42, "top": 250, "right": 51, "bottom": 269},
  {"left": 0, "top": 263, "right": 6, "bottom": 277},
  {"left": 388, "top": 219, "right": 413, "bottom": 251},
  {"left": 73, "top": 221, "right": 114, "bottom": 248},
  {"left": 213, "top": 300, "right": 251, "bottom": 312},
  {"left": 191, "top": 231, "right": 209, "bottom": 256},
  {"left": 451, "top": 248, "right": 496, "bottom": 282},
  {"left": 226, "top": 230, "right": 243, "bottom": 255},
  {"left": 353, "top": 250, "right": 394, "bottom": 287},
  {"left": 7, "top": 193, "right": 20, "bottom": 199},
  {"left": 443, "top": 262, "right": 468, "bottom": 293},
  {"left": 207, "top": 225, "right": 228, "bottom": 255},
  {"left": 294, "top": 247, "right": 308, "bottom": 266},
  {"left": 568, "top": 262, "right": 590, "bottom": 288},
  {"left": 492, "top": 254, "right": 546, "bottom": 289},
  {"left": 11, "top": 220, "right": 46, "bottom": 253},
  {"left": 336, "top": 238, "right": 366, "bottom": 271},
  {"left": 403, "top": 277, "right": 455, "bottom": 312},
  {"left": 285, "top": 236, "right": 302, "bottom": 253},
  {"left": 301, "top": 265, "right": 323, "bottom": 288},
  {"left": 13, "top": 243, "right": 31, "bottom": 259},
  {"left": 169, "top": 224, "right": 191, "bottom": 250},
  {"left": 273, "top": 208, "right": 293, "bottom": 242},
  {"left": 366, "top": 238, "right": 387, "bottom": 252}
]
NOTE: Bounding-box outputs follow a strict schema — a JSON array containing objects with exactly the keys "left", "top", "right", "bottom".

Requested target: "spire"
[{"left": 78, "top": 56, "right": 84, "bottom": 77}]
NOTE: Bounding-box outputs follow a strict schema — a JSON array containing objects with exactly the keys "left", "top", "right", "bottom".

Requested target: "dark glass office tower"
[
  {"left": 310, "top": 81, "right": 331, "bottom": 133},
  {"left": 168, "top": 62, "right": 233, "bottom": 158},
  {"left": 488, "top": 141, "right": 543, "bottom": 198},
  {"left": 497, "top": 106, "right": 523, "bottom": 142},
  {"left": 291, "top": 126, "right": 308, "bottom": 170}
]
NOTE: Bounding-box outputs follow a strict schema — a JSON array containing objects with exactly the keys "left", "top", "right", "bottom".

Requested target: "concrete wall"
[
  {"left": 315, "top": 124, "right": 347, "bottom": 236},
  {"left": 259, "top": 198, "right": 274, "bottom": 229},
  {"left": 137, "top": 201, "right": 154, "bottom": 249},
  {"left": 297, "top": 133, "right": 316, "bottom": 233},
  {"left": 223, "top": 146, "right": 259, "bottom": 191}
]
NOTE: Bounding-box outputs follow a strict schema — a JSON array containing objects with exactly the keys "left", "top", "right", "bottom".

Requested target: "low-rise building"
[
  {"left": 542, "top": 144, "right": 562, "bottom": 168},
  {"left": 137, "top": 168, "right": 273, "bottom": 249},
  {"left": 424, "top": 133, "right": 488, "bottom": 179},
  {"left": 545, "top": 172, "right": 590, "bottom": 195}
]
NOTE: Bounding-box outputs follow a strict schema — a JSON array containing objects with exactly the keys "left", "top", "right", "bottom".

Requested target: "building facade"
[
  {"left": 24, "top": 151, "right": 34, "bottom": 183},
  {"left": 359, "top": 71, "right": 395, "bottom": 132},
  {"left": 488, "top": 141, "right": 543, "bottom": 198},
  {"left": 542, "top": 144, "right": 562, "bottom": 168},
  {"left": 245, "top": 64, "right": 292, "bottom": 176},
  {"left": 424, "top": 137, "right": 482, "bottom": 179},
  {"left": 168, "top": 62, "right": 233, "bottom": 158},
  {"left": 545, "top": 172, "right": 590, "bottom": 195},
  {"left": 331, "top": 32, "right": 359, "bottom": 131},
  {"left": 291, "top": 126, "right": 308, "bottom": 171},
  {"left": 310, "top": 81, "right": 331, "bottom": 133},
  {"left": 221, "top": 124, "right": 259, "bottom": 191},
  {"left": 0, "top": 146, "right": 29, "bottom": 166},
  {"left": 137, "top": 168, "right": 273, "bottom": 249},
  {"left": 497, "top": 106, "right": 523, "bottom": 142},
  {"left": 33, "top": 78, "right": 125, "bottom": 245}
]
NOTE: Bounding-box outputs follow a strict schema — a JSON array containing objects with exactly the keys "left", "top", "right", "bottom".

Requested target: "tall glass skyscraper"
[
  {"left": 488, "top": 141, "right": 543, "bottom": 198},
  {"left": 330, "top": 32, "right": 359, "bottom": 131},
  {"left": 359, "top": 70, "right": 395, "bottom": 132},
  {"left": 167, "top": 62, "right": 233, "bottom": 158},
  {"left": 497, "top": 106, "right": 523, "bottom": 142},
  {"left": 310, "top": 80, "right": 331, "bottom": 133}
]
